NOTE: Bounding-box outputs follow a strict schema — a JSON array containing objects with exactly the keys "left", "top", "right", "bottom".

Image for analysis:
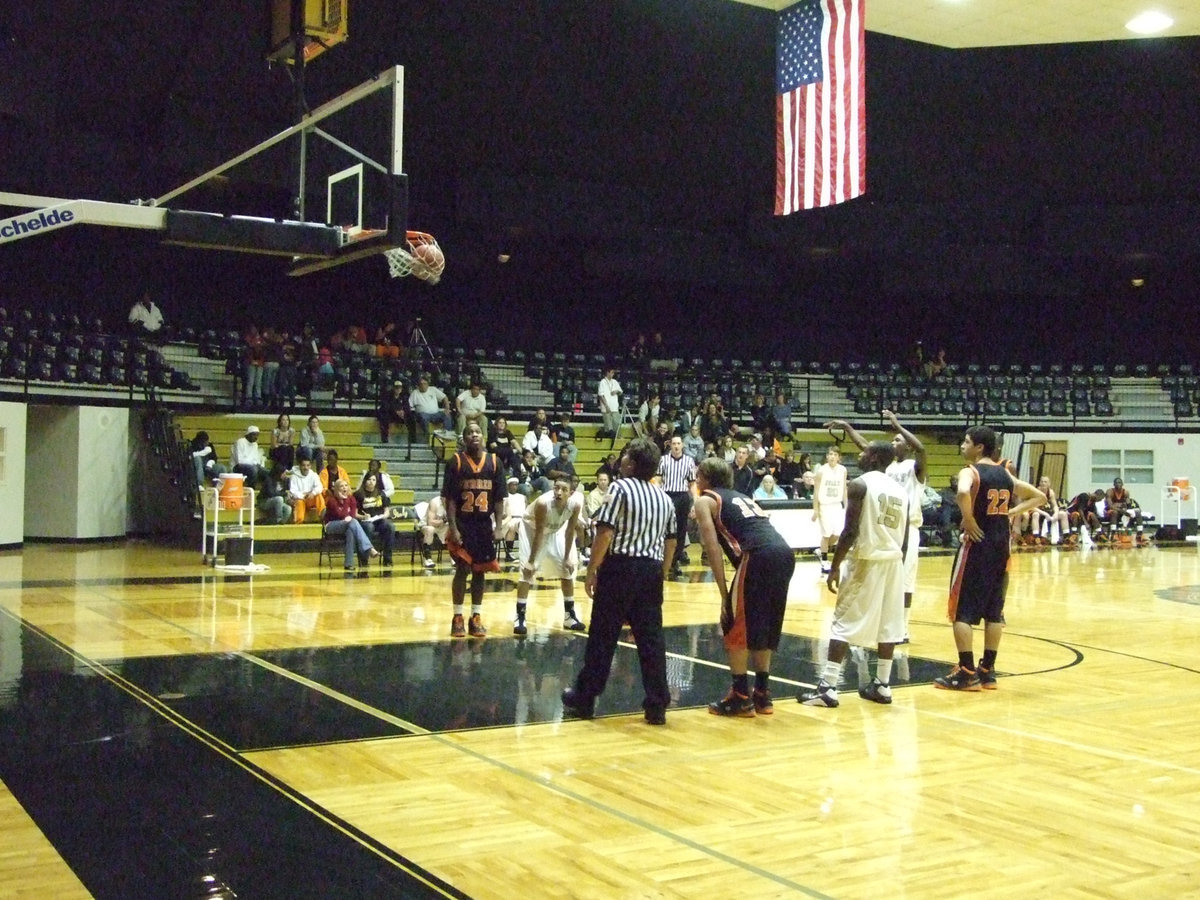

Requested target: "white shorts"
[
  {"left": 818, "top": 504, "right": 846, "bottom": 539},
  {"left": 829, "top": 557, "right": 906, "bottom": 648},
  {"left": 517, "top": 524, "right": 578, "bottom": 583},
  {"left": 903, "top": 524, "right": 920, "bottom": 594}
]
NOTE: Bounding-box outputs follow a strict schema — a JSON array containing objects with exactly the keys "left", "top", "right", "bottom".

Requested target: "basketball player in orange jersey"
[
  {"left": 443, "top": 422, "right": 506, "bottom": 637},
  {"left": 935, "top": 426, "right": 1044, "bottom": 691}
]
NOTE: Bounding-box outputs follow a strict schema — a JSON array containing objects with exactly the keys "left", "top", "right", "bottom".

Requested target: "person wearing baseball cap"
[{"left": 231, "top": 424, "right": 268, "bottom": 490}]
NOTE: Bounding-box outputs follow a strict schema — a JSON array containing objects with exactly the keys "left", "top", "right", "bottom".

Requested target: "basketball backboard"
[{"left": 1, "top": 66, "right": 414, "bottom": 277}]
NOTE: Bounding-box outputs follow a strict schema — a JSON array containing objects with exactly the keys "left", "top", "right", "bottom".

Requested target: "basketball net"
[{"left": 385, "top": 231, "right": 445, "bottom": 284}]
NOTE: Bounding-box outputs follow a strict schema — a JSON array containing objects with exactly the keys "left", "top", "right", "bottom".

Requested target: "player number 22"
[{"left": 986, "top": 489, "right": 1011, "bottom": 516}]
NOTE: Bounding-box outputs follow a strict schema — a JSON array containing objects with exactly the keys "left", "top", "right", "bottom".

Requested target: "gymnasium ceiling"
[{"left": 729, "top": 0, "right": 1200, "bottom": 47}]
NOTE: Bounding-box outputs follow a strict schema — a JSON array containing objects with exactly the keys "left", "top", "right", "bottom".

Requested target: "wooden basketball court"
[{"left": 1, "top": 539, "right": 1198, "bottom": 898}]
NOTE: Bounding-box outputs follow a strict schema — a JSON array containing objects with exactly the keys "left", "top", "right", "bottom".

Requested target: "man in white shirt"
[
  {"left": 231, "top": 425, "right": 269, "bottom": 490},
  {"left": 455, "top": 383, "right": 489, "bottom": 436},
  {"left": 287, "top": 455, "right": 326, "bottom": 524},
  {"left": 409, "top": 376, "right": 454, "bottom": 435},
  {"left": 128, "top": 292, "right": 164, "bottom": 337},
  {"left": 522, "top": 424, "right": 555, "bottom": 466},
  {"left": 495, "top": 478, "right": 528, "bottom": 561},
  {"left": 597, "top": 367, "right": 623, "bottom": 439}
]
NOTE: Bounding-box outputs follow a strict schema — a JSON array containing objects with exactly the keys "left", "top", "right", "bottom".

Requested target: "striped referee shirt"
[
  {"left": 658, "top": 452, "right": 696, "bottom": 493},
  {"left": 595, "top": 477, "right": 675, "bottom": 560}
]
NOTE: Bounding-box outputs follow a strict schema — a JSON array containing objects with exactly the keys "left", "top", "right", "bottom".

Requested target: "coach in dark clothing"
[{"left": 562, "top": 438, "right": 677, "bottom": 725}]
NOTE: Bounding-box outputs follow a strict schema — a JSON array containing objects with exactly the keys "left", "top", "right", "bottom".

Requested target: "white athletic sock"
[
  {"left": 822, "top": 660, "right": 843, "bottom": 686},
  {"left": 453, "top": 604, "right": 465, "bottom": 616},
  {"left": 876, "top": 658, "right": 894, "bottom": 685}
]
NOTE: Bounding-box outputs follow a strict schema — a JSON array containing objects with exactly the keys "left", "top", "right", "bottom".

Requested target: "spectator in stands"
[
  {"left": 651, "top": 420, "right": 673, "bottom": 454},
  {"left": 550, "top": 411, "right": 578, "bottom": 464},
  {"left": 455, "top": 382, "right": 489, "bottom": 436},
  {"left": 595, "top": 453, "right": 620, "bottom": 483},
  {"left": 242, "top": 324, "right": 266, "bottom": 408},
  {"left": 230, "top": 424, "right": 269, "bottom": 490},
  {"left": 128, "top": 291, "right": 164, "bottom": 339},
  {"left": 359, "top": 458, "right": 395, "bottom": 501},
  {"left": 683, "top": 423, "right": 706, "bottom": 462},
  {"left": 546, "top": 444, "right": 577, "bottom": 484},
  {"left": 288, "top": 453, "right": 325, "bottom": 524},
  {"left": 778, "top": 449, "right": 806, "bottom": 499},
  {"left": 319, "top": 449, "right": 350, "bottom": 503},
  {"left": 522, "top": 423, "right": 555, "bottom": 466},
  {"left": 586, "top": 471, "right": 612, "bottom": 519},
  {"left": 270, "top": 413, "right": 296, "bottom": 470},
  {"left": 906, "top": 341, "right": 925, "bottom": 377},
  {"left": 597, "top": 367, "right": 623, "bottom": 439},
  {"left": 345, "top": 323, "right": 372, "bottom": 356},
  {"left": 731, "top": 445, "right": 756, "bottom": 496},
  {"left": 189, "top": 431, "right": 227, "bottom": 487},
  {"left": 925, "top": 347, "right": 948, "bottom": 379},
  {"left": 261, "top": 326, "right": 282, "bottom": 405},
  {"left": 748, "top": 393, "right": 771, "bottom": 434},
  {"left": 936, "top": 476, "right": 963, "bottom": 547},
  {"left": 373, "top": 322, "right": 402, "bottom": 359},
  {"left": 720, "top": 434, "right": 737, "bottom": 463},
  {"left": 488, "top": 416, "right": 520, "bottom": 474},
  {"left": 629, "top": 333, "right": 647, "bottom": 363},
  {"left": 517, "top": 448, "right": 552, "bottom": 496},
  {"left": 324, "top": 478, "right": 380, "bottom": 571},
  {"left": 274, "top": 329, "right": 299, "bottom": 403},
  {"left": 747, "top": 433, "right": 767, "bottom": 462},
  {"left": 526, "top": 408, "right": 551, "bottom": 435},
  {"left": 699, "top": 401, "right": 730, "bottom": 447},
  {"left": 495, "top": 478, "right": 528, "bottom": 562},
  {"left": 419, "top": 495, "right": 449, "bottom": 569},
  {"left": 771, "top": 392, "right": 794, "bottom": 437},
  {"left": 753, "top": 447, "right": 783, "bottom": 490},
  {"left": 409, "top": 376, "right": 454, "bottom": 436},
  {"left": 296, "top": 324, "right": 320, "bottom": 395},
  {"left": 753, "top": 474, "right": 786, "bottom": 500},
  {"left": 650, "top": 331, "right": 668, "bottom": 358},
  {"left": 258, "top": 462, "right": 294, "bottom": 525},
  {"left": 638, "top": 392, "right": 661, "bottom": 436},
  {"left": 377, "top": 380, "right": 412, "bottom": 444},
  {"left": 299, "top": 414, "right": 325, "bottom": 471},
  {"left": 355, "top": 472, "right": 396, "bottom": 566}
]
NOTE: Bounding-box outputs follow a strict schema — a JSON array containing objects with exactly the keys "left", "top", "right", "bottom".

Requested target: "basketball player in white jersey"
[
  {"left": 799, "top": 441, "right": 909, "bottom": 707},
  {"left": 827, "top": 410, "right": 925, "bottom": 640},
  {"left": 513, "top": 479, "right": 586, "bottom": 636},
  {"left": 811, "top": 446, "right": 848, "bottom": 573}
]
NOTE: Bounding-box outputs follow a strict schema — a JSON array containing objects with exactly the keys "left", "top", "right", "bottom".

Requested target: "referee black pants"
[
  {"left": 667, "top": 491, "right": 691, "bottom": 565},
  {"left": 574, "top": 556, "right": 670, "bottom": 712}
]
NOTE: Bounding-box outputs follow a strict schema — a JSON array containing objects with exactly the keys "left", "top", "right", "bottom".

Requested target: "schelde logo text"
[{"left": 0, "top": 208, "right": 76, "bottom": 242}]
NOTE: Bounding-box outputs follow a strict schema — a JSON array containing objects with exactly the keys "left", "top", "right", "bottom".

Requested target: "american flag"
[{"left": 775, "top": 0, "right": 865, "bottom": 214}]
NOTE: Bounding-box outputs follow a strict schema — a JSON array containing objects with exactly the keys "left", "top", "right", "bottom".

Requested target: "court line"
[
  {"left": 234, "top": 652, "right": 432, "bottom": 735},
  {"left": 78, "top": 593, "right": 834, "bottom": 895},
  {"left": 436, "top": 734, "right": 835, "bottom": 900},
  {"left": 0, "top": 607, "right": 468, "bottom": 900}
]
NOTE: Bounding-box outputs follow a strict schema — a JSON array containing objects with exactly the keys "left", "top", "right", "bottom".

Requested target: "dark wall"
[{"left": 2, "top": 1, "right": 1198, "bottom": 364}]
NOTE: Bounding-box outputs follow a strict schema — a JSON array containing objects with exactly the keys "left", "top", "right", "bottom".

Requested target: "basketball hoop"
[{"left": 385, "top": 231, "right": 445, "bottom": 284}]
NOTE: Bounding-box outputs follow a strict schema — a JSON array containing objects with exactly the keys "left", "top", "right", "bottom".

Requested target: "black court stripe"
[{"left": 0, "top": 607, "right": 470, "bottom": 900}]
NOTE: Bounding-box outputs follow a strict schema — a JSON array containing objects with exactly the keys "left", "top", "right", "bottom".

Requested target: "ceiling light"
[{"left": 1126, "top": 11, "right": 1173, "bottom": 35}]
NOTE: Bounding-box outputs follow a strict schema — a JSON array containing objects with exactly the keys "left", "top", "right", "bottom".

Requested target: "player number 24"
[{"left": 460, "top": 491, "right": 490, "bottom": 513}]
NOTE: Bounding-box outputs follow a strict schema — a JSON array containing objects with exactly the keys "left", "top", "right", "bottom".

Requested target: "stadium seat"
[
  {"left": 1094, "top": 398, "right": 1114, "bottom": 416},
  {"left": 1026, "top": 399, "right": 1046, "bottom": 417},
  {"left": 1049, "top": 399, "right": 1068, "bottom": 417},
  {"left": 1174, "top": 400, "right": 1195, "bottom": 418}
]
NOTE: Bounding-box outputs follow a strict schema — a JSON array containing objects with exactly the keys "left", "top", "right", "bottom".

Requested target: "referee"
[
  {"left": 562, "top": 438, "right": 676, "bottom": 725},
  {"left": 658, "top": 435, "right": 697, "bottom": 575}
]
